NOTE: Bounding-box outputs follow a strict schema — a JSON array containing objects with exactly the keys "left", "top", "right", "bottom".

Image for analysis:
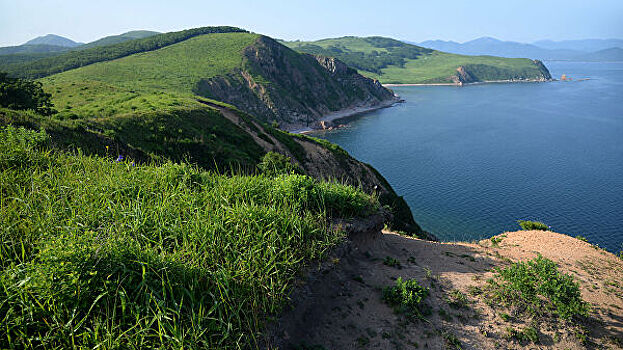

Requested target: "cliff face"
[
  {"left": 194, "top": 36, "right": 397, "bottom": 130},
  {"left": 453, "top": 59, "right": 552, "bottom": 84}
]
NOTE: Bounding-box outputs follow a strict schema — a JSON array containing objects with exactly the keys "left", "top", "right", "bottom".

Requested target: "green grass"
[
  {"left": 383, "top": 277, "right": 429, "bottom": 318},
  {"left": 517, "top": 220, "right": 549, "bottom": 231},
  {"left": 284, "top": 37, "right": 551, "bottom": 84},
  {"left": 2, "top": 26, "right": 247, "bottom": 79},
  {"left": 368, "top": 52, "right": 548, "bottom": 84},
  {"left": 485, "top": 255, "right": 588, "bottom": 320},
  {"left": 42, "top": 32, "right": 259, "bottom": 95},
  {"left": 0, "top": 126, "right": 379, "bottom": 349}
]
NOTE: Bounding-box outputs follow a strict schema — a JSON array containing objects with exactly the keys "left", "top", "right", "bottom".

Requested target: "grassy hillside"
[
  {"left": 1, "top": 26, "right": 247, "bottom": 79},
  {"left": 0, "top": 126, "right": 377, "bottom": 348},
  {"left": 284, "top": 36, "right": 552, "bottom": 84},
  {"left": 44, "top": 32, "right": 259, "bottom": 94}
]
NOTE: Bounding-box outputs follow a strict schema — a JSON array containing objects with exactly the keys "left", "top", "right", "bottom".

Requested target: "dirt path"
[{"left": 267, "top": 230, "right": 623, "bottom": 349}]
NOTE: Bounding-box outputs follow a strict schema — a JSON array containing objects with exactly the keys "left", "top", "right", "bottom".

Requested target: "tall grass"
[{"left": 0, "top": 126, "right": 378, "bottom": 349}]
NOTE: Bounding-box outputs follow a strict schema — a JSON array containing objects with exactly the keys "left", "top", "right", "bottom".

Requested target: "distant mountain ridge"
[
  {"left": 416, "top": 37, "right": 623, "bottom": 61},
  {"left": 0, "top": 30, "right": 161, "bottom": 65},
  {"left": 24, "top": 34, "right": 82, "bottom": 47}
]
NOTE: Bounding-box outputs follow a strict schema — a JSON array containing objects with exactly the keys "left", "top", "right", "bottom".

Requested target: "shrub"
[
  {"left": 486, "top": 255, "right": 588, "bottom": 320},
  {"left": 383, "top": 277, "right": 429, "bottom": 317},
  {"left": 257, "top": 151, "right": 300, "bottom": 176},
  {"left": 517, "top": 220, "right": 549, "bottom": 231},
  {"left": 0, "top": 72, "right": 55, "bottom": 115},
  {"left": 505, "top": 326, "right": 539, "bottom": 344}
]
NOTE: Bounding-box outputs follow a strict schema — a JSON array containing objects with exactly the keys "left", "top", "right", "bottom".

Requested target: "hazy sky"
[{"left": 1, "top": 0, "right": 622, "bottom": 46}]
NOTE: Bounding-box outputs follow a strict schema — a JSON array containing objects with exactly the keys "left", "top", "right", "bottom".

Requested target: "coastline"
[
  {"left": 291, "top": 78, "right": 552, "bottom": 134},
  {"left": 383, "top": 78, "right": 552, "bottom": 87},
  {"left": 290, "top": 97, "right": 400, "bottom": 134}
]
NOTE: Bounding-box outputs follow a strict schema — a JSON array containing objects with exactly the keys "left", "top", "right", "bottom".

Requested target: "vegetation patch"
[
  {"left": 485, "top": 255, "right": 588, "bottom": 320},
  {"left": 504, "top": 326, "right": 539, "bottom": 344},
  {"left": 517, "top": 219, "right": 549, "bottom": 231},
  {"left": 0, "top": 126, "right": 378, "bottom": 349},
  {"left": 3, "top": 26, "right": 248, "bottom": 79},
  {"left": 383, "top": 278, "right": 429, "bottom": 318}
]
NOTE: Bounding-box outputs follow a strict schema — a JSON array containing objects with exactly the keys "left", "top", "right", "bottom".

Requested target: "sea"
[{"left": 314, "top": 61, "right": 623, "bottom": 252}]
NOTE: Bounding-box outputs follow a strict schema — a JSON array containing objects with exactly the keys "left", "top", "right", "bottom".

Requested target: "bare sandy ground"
[{"left": 266, "top": 230, "right": 623, "bottom": 349}]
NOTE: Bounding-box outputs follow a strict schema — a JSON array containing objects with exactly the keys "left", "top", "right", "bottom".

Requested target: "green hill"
[
  {"left": 284, "top": 36, "right": 552, "bottom": 84},
  {"left": 23, "top": 34, "right": 81, "bottom": 47},
  {"left": 80, "top": 30, "right": 160, "bottom": 48},
  {"left": 1, "top": 26, "right": 246, "bottom": 79}
]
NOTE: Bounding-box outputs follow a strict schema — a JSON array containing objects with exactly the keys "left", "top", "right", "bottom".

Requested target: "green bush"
[
  {"left": 257, "top": 151, "right": 300, "bottom": 176},
  {"left": 0, "top": 72, "right": 55, "bottom": 114},
  {"left": 486, "top": 255, "right": 588, "bottom": 320},
  {"left": 383, "top": 277, "right": 429, "bottom": 317},
  {"left": 0, "top": 126, "right": 378, "bottom": 349},
  {"left": 517, "top": 220, "right": 549, "bottom": 231}
]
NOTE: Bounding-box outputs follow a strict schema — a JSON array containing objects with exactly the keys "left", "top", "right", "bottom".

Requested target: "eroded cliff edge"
[{"left": 194, "top": 35, "right": 398, "bottom": 131}]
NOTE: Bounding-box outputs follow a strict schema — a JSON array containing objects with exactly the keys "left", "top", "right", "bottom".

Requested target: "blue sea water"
[{"left": 316, "top": 61, "right": 623, "bottom": 252}]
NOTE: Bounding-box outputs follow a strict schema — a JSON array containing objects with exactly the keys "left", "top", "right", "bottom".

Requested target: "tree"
[{"left": 0, "top": 72, "right": 55, "bottom": 115}]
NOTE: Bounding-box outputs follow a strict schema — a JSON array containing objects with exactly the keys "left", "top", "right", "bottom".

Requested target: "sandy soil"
[{"left": 266, "top": 230, "right": 623, "bottom": 349}]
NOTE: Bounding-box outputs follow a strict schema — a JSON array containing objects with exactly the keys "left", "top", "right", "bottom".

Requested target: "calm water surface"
[{"left": 316, "top": 61, "right": 623, "bottom": 252}]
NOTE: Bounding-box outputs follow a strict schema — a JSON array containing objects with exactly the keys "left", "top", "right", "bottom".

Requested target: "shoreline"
[
  {"left": 291, "top": 78, "right": 551, "bottom": 134},
  {"left": 383, "top": 78, "right": 552, "bottom": 87},
  {"left": 290, "top": 97, "right": 400, "bottom": 134}
]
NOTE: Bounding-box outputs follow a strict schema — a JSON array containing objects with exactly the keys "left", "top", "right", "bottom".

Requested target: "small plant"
[
  {"left": 383, "top": 277, "right": 429, "bottom": 317},
  {"left": 353, "top": 275, "right": 364, "bottom": 283},
  {"left": 575, "top": 235, "right": 588, "bottom": 242},
  {"left": 447, "top": 290, "right": 469, "bottom": 309},
  {"left": 356, "top": 336, "right": 370, "bottom": 346},
  {"left": 517, "top": 220, "right": 549, "bottom": 231},
  {"left": 383, "top": 256, "right": 402, "bottom": 269},
  {"left": 505, "top": 326, "right": 539, "bottom": 343},
  {"left": 490, "top": 236, "right": 503, "bottom": 247},
  {"left": 499, "top": 312, "right": 510, "bottom": 321},
  {"left": 441, "top": 331, "right": 462, "bottom": 349},
  {"left": 486, "top": 255, "right": 588, "bottom": 320}
]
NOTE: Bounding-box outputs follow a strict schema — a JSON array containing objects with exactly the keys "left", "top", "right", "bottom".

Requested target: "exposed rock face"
[
  {"left": 194, "top": 36, "right": 397, "bottom": 130},
  {"left": 451, "top": 61, "right": 553, "bottom": 84},
  {"left": 533, "top": 59, "right": 553, "bottom": 80},
  {"left": 453, "top": 66, "right": 476, "bottom": 84}
]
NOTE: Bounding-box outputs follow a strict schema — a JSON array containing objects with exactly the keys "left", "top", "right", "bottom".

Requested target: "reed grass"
[{"left": 0, "top": 126, "right": 378, "bottom": 349}]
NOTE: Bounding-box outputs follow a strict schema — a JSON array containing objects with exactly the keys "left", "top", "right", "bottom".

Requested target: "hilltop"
[
  {"left": 23, "top": 33, "right": 82, "bottom": 47},
  {"left": 284, "top": 36, "right": 552, "bottom": 84}
]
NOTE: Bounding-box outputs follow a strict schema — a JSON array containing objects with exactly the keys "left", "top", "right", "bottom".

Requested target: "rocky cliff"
[
  {"left": 194, "top": 36, "right": 397, "bottom": 130},
  {"left": 452, "top": 59, "right": 552, "bottom": 84}
]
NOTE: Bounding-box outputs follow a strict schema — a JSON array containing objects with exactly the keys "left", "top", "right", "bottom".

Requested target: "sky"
[{"left": 1, "top": 0, "right": 622, "bottom": 47}]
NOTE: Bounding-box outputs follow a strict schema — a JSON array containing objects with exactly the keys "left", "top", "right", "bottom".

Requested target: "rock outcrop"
[{"left": 194, "top": 36, "right": 397, "bottom": 130}]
